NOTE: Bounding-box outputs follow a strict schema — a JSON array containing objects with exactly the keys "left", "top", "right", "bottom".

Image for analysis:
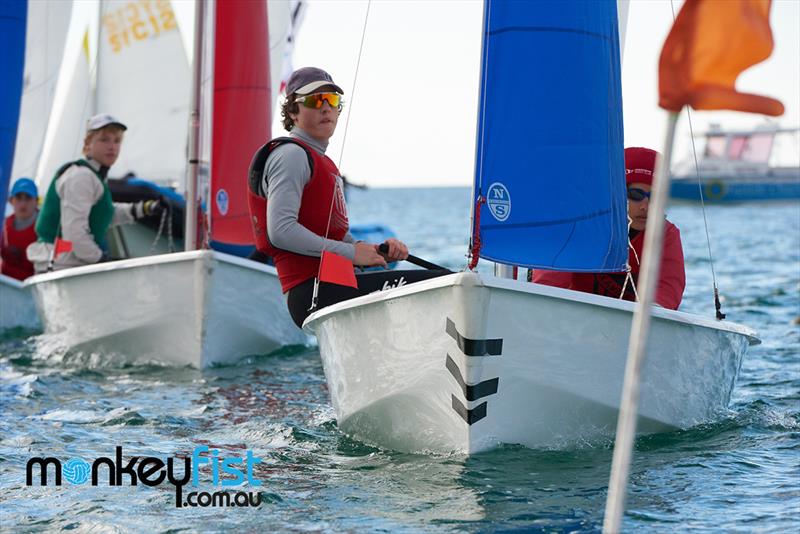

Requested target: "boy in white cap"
[
  {"left": 27, "top": 113, "right": 164, "bottom": 272},
  {"left": 1, "top": 178, "right": 39, "bottom": 280}
]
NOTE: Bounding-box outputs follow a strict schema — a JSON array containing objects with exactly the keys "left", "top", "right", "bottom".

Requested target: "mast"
[
  {"left": 184, "top": 0, "right": 205, "bottom": 251},
  {"left": 467, "top": 0, "right": 490, "bottom": 272}
]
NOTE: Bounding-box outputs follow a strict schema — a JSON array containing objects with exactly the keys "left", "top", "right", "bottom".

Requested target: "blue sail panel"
[
  {"left": 0, "top": 0, "right": 27, "bottom": 205},
  {"left": 473, "top": 0, "right": 627, "bottom": 272}
]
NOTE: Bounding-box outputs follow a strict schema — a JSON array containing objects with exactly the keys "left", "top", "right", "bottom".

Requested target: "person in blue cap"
[{"left": 1, "top": 178, "right": 39, "bottom": 280}]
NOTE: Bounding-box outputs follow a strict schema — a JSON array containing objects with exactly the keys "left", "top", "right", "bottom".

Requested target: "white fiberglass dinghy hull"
[
  {"left": 0, "top": 274, "right": 40, "bottom": 331},
  {"left": 305, "top": 272, "right": 758, "bottom": 454},
  {"left": 27, "top": 250, "right": 306, "bottom": 367}
]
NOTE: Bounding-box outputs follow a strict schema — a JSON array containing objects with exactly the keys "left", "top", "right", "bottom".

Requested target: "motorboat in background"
[{"left": 670, "top": 123, "right": 800, "bottom": 202}]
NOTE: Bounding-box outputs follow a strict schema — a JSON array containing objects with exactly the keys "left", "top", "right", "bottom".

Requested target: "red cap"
[{"left": 625, "top": 147, "right": 659, "bottom": 186}]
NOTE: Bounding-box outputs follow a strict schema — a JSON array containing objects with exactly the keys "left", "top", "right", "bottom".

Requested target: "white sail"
[
  {"left": 11, "top": 0, "right": 73, "bottom": 182},
  {"left": 36, "top": 29, "right": 93, "bottom": 193},
  {"left": 96, "top": 0, "right": 190, "bottom": 188},
  {"left": 268, "top": 0, "right": 307, "bottom": 109},
  {"left": 268, "top": 0, "right": 291, "bottom": 108}
]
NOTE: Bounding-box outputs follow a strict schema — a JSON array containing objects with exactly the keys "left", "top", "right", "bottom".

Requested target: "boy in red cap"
[{"left": 533, "top": 147, "right": 686, "bottom": 310}]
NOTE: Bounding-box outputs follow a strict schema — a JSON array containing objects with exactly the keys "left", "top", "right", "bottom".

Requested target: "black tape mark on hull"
[
  {"left": 451, "top": 395, "right": 487, "bottom": 425},
  {"left": 445, "top": 318, "right": 503, "bottom": 356},
  {"left": 446, "top": 354, "right": 499, "bottom": 401}
]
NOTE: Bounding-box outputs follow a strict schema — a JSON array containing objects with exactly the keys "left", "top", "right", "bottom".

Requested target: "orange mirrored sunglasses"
[{"left": 295, "top": 92, "right": 342, "bottom": 110}]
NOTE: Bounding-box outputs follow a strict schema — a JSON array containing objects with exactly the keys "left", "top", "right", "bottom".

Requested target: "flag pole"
[{"left": 603, "top": 110, "right": 680, "bottom": 534}]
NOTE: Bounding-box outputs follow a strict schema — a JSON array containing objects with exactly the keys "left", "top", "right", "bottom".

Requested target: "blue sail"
[
  {"left": 0, "top": 0, "right": 27, "bottom": 205},
  {"left": 473, "top": 0, "right": 627, "bottom": 272}
]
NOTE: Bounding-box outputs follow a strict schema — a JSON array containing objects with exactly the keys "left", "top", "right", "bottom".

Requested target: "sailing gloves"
[{"left": 131, "top": 197, "right": 168, "bottom": 220}]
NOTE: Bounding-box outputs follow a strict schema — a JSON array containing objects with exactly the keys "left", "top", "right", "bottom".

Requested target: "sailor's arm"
[
  {"left": 656, "top": 224, "right": 686, "bottom": 310},
  {"left": 265, "top": 144, "right": 356, "bottom": 259},
  {"left": 111, "top": 203, "right": 136, "bottom": 225}
]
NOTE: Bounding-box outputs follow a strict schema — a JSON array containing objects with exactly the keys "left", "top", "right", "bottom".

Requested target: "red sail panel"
[{"left": 211, "top": 0, "right": 271, "bottom": 245}]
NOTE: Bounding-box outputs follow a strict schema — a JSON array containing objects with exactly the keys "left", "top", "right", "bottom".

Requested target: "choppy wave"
[{"left": 1, "top": 191, "right": 798, "bottom": 532}]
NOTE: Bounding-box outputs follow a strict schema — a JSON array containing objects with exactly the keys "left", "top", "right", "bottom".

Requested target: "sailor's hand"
[
  {"left": 354, "top": 242, "right": 387, "bottom": 268},
  {"left": 131, "top": 198, "right": 167, "bottom": 220},
  {"left": 379, "top": 238, "right": 408, "bottom": 262}
]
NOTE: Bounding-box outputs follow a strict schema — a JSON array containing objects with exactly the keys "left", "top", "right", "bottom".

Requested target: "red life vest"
[
  {"left": 533, "top": 220, "right": 685, "bottom": 310},
  {"left": 247, "top": 137, "right": 349, "bottom": 293},
  {"left": 1, "top": 214, "right": 37, "bottom": 280}
]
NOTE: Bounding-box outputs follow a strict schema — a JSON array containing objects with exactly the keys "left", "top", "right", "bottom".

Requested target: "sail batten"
[
  {"left": 488, "top": 26, "right": 614, "bottom": 42},
  {"left": 473, "top": 0, "right": 628, "bottom": 272}
]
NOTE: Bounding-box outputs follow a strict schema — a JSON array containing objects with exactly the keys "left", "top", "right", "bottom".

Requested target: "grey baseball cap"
[
  {"left": 87, "top": 113, "right": 127, "bottom": 131},
  {"left": 285, "top": 67, "right": 344, "bottom": 96}
]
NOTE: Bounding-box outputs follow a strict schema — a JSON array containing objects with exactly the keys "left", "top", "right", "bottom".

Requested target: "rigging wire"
[
  {"left": 310, "top": 0, "right": 372, "bottom": 312},
  {"left": 669, "top": 0, "right": 726, "bottom": 320}
]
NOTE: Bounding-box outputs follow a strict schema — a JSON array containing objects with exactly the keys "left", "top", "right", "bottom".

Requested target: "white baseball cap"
[{"left": 87, "top": 113, "right": 127, "bottom": 132}]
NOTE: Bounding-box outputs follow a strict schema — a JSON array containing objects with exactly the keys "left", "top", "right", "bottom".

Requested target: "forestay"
[{"left": 473, "top": 0, "right": 628, "bottom": 272}]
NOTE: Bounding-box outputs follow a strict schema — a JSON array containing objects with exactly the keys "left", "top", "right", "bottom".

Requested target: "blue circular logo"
[
  {"left": 216, "top": 188, "right": 229, "bottom": 216},
  {"left": 63, "top": 458, "right": 91, "bottom": 485},
  {"left": 486, "top": 182, "right": 511, "bottom": 222}
]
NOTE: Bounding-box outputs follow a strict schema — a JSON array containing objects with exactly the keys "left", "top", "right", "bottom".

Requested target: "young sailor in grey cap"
[
  {"left": 248, "top": 67, "right": 449, "bottom": 327},
  {"left": 27, "top": 113, "right": 166, "bottom": 272}
]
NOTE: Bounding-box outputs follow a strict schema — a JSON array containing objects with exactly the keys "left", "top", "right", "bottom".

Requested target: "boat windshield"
[
  {"left": 733, "top": 133, "right": 773, "bottom": 163},
  {"left": 704, "top": 135, "right": 727, "bottom": 158},
  {"left": 703, "top": 132, "right": 774, "bottom": 164}
]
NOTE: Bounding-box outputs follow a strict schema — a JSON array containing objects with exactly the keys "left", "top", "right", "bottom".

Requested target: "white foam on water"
[{"left": 35, "top": 409, "right": 105, "bottom": 423}]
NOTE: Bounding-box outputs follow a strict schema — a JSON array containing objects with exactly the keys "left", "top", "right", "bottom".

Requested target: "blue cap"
[{"left": 9, "top": 178, "right": 38, "bottom": 199}]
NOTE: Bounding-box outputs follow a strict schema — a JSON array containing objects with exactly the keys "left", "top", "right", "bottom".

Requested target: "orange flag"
[
  {"left": 319, "top": 251, "right": 358, "bottom": 288},
  {"left": 54, "top": 238, "right": 73, "bottom": 256},
  {"left": 659, "top": 0, "right": 784, "bottom": 116}
]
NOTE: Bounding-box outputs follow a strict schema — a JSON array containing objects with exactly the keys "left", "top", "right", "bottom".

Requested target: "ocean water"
[{"left": 1, "top": 187, "right": 798, "bottom": 532}]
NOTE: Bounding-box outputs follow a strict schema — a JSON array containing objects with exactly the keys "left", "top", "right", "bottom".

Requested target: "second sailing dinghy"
[
  {"left": 27, "top": 0, "right": 306, "bottom": 368},
  {"left": 304, "top": 0, "right": 759, "bottom": 454}
]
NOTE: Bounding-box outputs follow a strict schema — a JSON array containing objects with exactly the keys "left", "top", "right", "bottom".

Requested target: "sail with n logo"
[{"left": 472, "top": 0, "right": 627, "bottom": 271}]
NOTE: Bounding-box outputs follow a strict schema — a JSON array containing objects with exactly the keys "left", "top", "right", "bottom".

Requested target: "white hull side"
[
  {"left": 306, "top": 273, "right": 757, "bottom": 454},
  {"left": 0, "top": 274, "right": 40, "bottom": 331},
  {"left": 27, "top": 251, "right": 306, "bottom": 367}
]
